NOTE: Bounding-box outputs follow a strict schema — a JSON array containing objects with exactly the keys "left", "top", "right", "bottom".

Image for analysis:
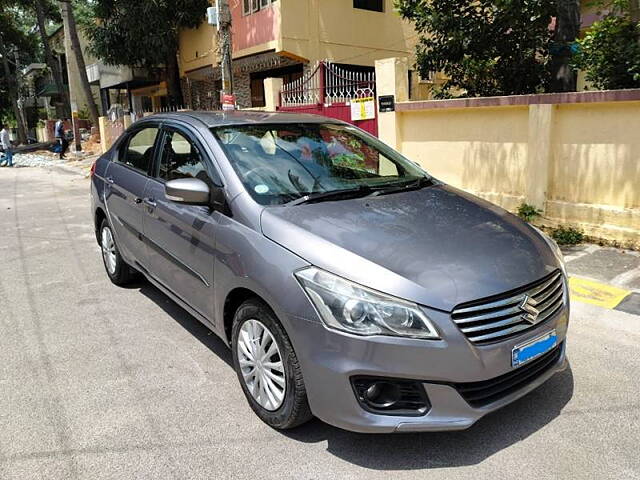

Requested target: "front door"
[
  {"left": 141, "top": 126, "right": 219, "bottom": 321},
  {"left": 104, "top": 125, "right": 160, "bottom": 267}
]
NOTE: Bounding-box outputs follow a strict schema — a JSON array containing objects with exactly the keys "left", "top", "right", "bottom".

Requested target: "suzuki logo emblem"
[{"left": 519, "top": 295, "right": 540, "bottom": 324}]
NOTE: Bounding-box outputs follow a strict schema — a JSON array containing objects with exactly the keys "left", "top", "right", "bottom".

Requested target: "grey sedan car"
[{"left": 90, "top": 111, "right": 569, "bottom": 433}]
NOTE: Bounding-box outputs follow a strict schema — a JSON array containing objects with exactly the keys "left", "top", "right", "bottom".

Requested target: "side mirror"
[{"left": 165, "top": 178, "right": 210, "bottom": 205}]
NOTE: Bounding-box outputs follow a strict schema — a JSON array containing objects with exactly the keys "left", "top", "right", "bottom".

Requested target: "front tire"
[
  {"left": 99, "top": 219, "right": 137, "bottom": 286},
  {"left": 232, "top": 299, "right": 313, "bottom": 430}
]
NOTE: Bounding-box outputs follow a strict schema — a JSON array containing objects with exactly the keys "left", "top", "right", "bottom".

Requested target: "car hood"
[{"left": 260, "top": 185, "right": 561, "bottom": 311}]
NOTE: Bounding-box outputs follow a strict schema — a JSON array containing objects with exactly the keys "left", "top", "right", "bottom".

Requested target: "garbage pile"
[{"left": 11, "top": 151, "right": 65, "bottom": 168}]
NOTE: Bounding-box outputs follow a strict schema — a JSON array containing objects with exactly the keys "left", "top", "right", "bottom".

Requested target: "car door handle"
[
  {"left": 106, "top": 176, "right": 114, "bottom": 184},
  {"left": 144, "top": 198, "right": 157, "bottom": 208}
]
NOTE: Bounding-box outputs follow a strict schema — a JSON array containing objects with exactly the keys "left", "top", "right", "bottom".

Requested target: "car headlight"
[{"left": 295, "top": 267, "right": 440, "bottom": 339}]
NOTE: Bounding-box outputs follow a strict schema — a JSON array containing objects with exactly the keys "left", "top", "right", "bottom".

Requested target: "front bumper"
[{"left": 288, "top": 306, "right": 569, "bottom": 433}]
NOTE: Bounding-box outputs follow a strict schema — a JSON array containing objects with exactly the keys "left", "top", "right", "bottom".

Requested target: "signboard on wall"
[
  {"left": 378, "top": 95, "right": 395, "bottom": 112},
  {"left": 350, "top": 97, "right": 376, "bottom": 121},
  {"left": 221, "top": 93, "right": 236, "bottom": 111}
]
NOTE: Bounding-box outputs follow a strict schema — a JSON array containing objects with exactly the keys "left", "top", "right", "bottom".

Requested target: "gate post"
[
  {"left": 375, "top": 57, "right": 409, "bottom": 150},
  {"left": 264, "top": 78, "right": 284, "bottom": 111},
  {"left": 98, "top": 116, "right": 109, "bottom": 154},
  {"left": 319, "top": 61, "right": 326, "bottom": 106}
]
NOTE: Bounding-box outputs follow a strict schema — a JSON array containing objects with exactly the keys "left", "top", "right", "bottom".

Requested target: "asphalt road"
[{"left": 1, "top": 166, "right": 639, "bottom": 480}]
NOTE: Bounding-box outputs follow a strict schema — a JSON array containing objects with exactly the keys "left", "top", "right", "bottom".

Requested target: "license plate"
[{"left": 512, "top": 331, "right": 557, "bottom": 367}]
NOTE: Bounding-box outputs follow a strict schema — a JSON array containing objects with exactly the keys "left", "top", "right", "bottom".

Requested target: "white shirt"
[{"left": 0, "top": 129, "right": 11, "bottom": 150}]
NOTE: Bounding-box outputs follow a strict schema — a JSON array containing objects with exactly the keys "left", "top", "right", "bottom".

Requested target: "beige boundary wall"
[{"left": 375, "top": 58, "right": 640, "bottom": 247}]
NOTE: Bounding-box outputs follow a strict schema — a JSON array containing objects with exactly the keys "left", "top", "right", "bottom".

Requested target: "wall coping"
[{"left": 396, "top": 89, "right": 640, "bottom": 111}]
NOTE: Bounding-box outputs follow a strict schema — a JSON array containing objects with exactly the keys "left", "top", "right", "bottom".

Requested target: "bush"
[
  {"left": 573, "top": 15, "right": 640, "bottom": 90},
  {"left": 517, "top": 203, "right": 543, "bottom": 222},
  {"left": 551, "top": 225, "right": 584, "bottom": 245}
]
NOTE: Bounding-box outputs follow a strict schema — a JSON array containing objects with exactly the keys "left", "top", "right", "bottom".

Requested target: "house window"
[
  {"left": 244, "top": 0, "right": 276, "bottom": 15},
  {"left": 353, "top": 0, "right": 383, "bottom": 12}
]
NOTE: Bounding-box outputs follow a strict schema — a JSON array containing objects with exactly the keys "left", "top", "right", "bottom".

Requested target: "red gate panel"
[{"left": 277, "top": 61, "right": 378, "bottom": 137}]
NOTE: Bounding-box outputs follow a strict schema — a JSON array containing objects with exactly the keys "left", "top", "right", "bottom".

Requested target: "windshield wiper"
[
  {"left": 371, "top": 176, "right": 435, "bottom": 197},
  {"left": 284, "top": 185, "right": 373, "bottom": 206}
]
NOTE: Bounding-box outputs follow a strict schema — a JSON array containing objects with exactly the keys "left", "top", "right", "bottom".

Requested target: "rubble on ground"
[{"left": 10, "top": 151, "right": 65, "bottom": 168}]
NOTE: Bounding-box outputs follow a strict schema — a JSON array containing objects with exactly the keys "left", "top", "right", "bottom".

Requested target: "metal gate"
[{"left": 278, "top": 61, "right": 378, "bottom": 137}]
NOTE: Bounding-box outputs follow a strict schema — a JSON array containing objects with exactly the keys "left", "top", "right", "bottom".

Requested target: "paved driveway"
[{"left": 1, "top": 166, "right": 639, "bottom": 479}]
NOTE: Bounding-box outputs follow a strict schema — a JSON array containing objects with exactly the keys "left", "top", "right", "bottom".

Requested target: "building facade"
[{"left": 178, "top": 0, "right": 417, "bottom": 109}]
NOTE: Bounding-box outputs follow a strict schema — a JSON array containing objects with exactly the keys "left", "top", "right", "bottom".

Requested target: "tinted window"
[
  {"left": 120, "top": 127, "right": 158, "bottom": 173},
  {"left": 353, "top": 0, "right": 383, "bottom": 12},
  {"left": 213, "top": 123, "right": 429, "bottom": 205},
  {"left": 158, "top": 130, "right": 209, "bottom": 182}
]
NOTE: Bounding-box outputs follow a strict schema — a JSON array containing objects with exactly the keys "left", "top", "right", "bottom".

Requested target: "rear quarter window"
[{"left": 118, "top": 127, "right": 159, "bottom": 173}]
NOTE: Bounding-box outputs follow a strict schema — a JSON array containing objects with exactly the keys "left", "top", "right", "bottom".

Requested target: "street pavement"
[{"left": 1, "top": 165, "right": 639, "bottom": 480}]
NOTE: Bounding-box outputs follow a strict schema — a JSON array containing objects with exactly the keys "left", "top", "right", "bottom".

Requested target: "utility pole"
[{"left": 216, "top": 0, "right": 235, "bottom": 109}]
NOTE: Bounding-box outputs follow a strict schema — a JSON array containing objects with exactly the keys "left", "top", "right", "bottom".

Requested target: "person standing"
[
  {"left": 55, "top": 118, "right": 69, "bottom": 159},
  {"left": 0, "top": 123, "right": 14, "bottom": 167}
]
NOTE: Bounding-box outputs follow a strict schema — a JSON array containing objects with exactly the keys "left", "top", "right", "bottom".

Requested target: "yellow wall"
[
  {"left": 391, "top": 100, "right": 640, "bottom": 246},
  {"left": 279, "top": 0, "right": 415, "bottom": 65},
  {"left": 550, "top": 102, "right": 640, "bottom": 210},
  {"left": 179, "top": 21, "right": 217, "bottom": 76},
  {"left": 375, "top": 55, "right": 640, "bottom": 247},
  {"left": 400, "top": 106, "right": 529, "bottom": 207}
]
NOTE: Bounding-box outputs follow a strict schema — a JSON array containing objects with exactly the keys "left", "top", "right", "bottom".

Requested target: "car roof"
[{"left": 145, "top": 110, "right": 347, "bottom": 128}]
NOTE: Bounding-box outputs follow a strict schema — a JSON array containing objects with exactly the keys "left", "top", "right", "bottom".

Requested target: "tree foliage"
[
  {"left": 573, "top": 1, "right": 640, "bottom": 90},
  {"left": 0, "top": 3, "right": 39, "bottom": 133},
  {"left": 395, "top": 0, "right": 556, "bottom": 98},
  {"left": 84, "top": 0, "right": 210, "bottom": 105}
]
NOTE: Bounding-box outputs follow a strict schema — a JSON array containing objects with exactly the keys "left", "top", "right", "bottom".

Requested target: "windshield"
[{"left": 212, "top": 123, "right": 430, "bottom": 205}]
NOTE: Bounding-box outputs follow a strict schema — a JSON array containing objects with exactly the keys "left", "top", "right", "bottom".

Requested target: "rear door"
[
  {"left": 104, "top": 124, "right": 160, "bottom": 267},
  {"left": 141, "top": 125, "right": 220, "bottom": 321}
]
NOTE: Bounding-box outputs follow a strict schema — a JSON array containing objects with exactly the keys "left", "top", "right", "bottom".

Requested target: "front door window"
[{"left": 158, "top": 130, "right": 209, "bottom": 182}]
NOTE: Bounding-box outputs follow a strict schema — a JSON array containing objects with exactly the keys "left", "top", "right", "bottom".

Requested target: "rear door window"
[{"left": 119, "top": 127, "right": 159, "bottom": 174}]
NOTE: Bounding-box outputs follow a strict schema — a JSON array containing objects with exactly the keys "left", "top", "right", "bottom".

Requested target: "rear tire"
[
  {"left": 99, "top": 219, "right": 137, "bottom": 286},
  {"left": 232, "top": 299, "right": 313, "bottom": 430}
]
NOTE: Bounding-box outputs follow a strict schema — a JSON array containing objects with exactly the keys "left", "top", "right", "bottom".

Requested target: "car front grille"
[
  {"left": 452, "top": 342, "right": 563, "bottom": 408},
  {"left": 451, "top": 270, "right": 565, "bottom": 344}
]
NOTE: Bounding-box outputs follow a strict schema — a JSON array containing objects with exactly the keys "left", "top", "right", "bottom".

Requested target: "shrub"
[
  {"left": 517, "top": 203, "right": 543, "bottom": 222},
  {"left": 551, "top": 225, "right": 584, "bottom": 245},
  {"left": 573, "top": 14, "right": 640, "bottom": 90}
]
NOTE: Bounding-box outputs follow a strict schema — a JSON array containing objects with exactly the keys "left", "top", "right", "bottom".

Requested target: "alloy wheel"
[
  {"left": 101, "top": 226, "right": 117, "bottom": 275},
  {"left": 237, "top": 319, "right": 286, "bottom": 411}
]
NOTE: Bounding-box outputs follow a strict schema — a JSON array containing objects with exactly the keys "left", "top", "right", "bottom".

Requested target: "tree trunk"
[
  {"left": 550, "top": 0, "right": 581, "bottom": 92},
  {"left": 0, "top": 35, "right": 27, "bottom": 145},
  {"left": 33, "top": 0, "right": 70, "bottom": 117},
  {"left": 59, "top": 0, "right": 100, "bottom": 127},
  {"left": 631, "top": 0, "right": 640, "bottom": 23},
  {"left": 166, "top": 48, "right": 184, "bottom": 108}
]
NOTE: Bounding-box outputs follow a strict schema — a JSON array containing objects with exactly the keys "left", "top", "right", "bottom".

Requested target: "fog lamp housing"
[{"left": 351, "top": 377, "right": 431, "bottom": 416}]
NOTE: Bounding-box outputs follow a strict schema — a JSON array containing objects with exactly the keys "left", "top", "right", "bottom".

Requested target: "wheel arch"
[
  {"left": 223, "top": 287, "right": 271, "bottom": 344},
  {"left": 94, "top": 207, "right": 107, "bottom": 243}
]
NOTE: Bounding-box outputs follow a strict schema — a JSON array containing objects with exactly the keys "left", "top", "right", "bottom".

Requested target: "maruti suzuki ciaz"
[{"left": 90, "top": 111, "right": 569, "bottom": 433}]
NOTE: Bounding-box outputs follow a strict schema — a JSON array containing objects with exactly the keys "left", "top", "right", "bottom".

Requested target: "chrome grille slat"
[
  {"left": 460, "top": 314, "right": 524, "bottom": 334},
  {"left": 527, "top": 271, "right": 562, "bottom": 297},
  {"left": 536, "top": 288, "right": 564, "bottom": 314},
  {"left": 451, "top": 295, "right": 523, "bottom": 315},
  {"left": 467, "top": 322, "right": 534, "bottom": 343},
  {"left": 452, "top": 270, "right": 566, "bottom": 344},
  {"left": 453, "top": 304, "right": 523, "bottom": 324},
  {"left": 532, "top": 281, "right": 563, "bottom": 305},
  {"left": 538, "top": 301, "right": 564, "bottom": 323}
]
